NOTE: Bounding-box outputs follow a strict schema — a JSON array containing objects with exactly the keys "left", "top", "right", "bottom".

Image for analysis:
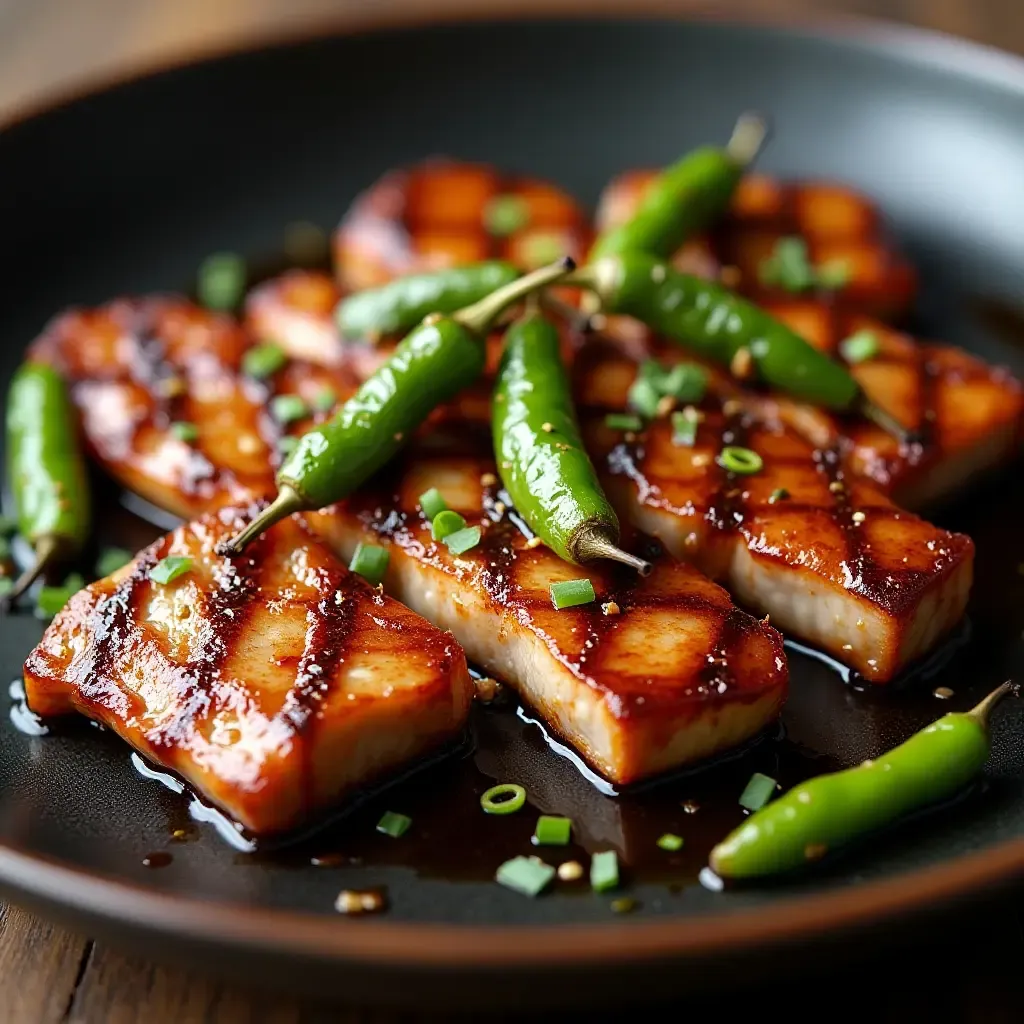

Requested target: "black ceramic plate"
[{"left": 3, "top": 8, "right": 1024, "bottom": 1010}]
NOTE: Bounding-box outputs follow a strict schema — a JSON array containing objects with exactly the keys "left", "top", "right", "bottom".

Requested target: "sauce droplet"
[
  {"left": 142, "top": 851, "right": 172, "bottom": 869},
  {"left": 933, "top": 686, "right": 955, "bottom": 700}
]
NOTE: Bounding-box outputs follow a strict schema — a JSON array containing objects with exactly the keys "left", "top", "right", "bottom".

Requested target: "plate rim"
[{"left": 3, "top": 0, "right": 1024, "bottom": 970}]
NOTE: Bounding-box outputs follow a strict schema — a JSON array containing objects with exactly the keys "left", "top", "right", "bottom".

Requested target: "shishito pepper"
[
  {"left": 4, "top": 363, "right": 91, "bottom": 603},
  {"left": 492, "top": 310, "right": 649, "bottom": 574},
  {"left": 222, "top": 258, "right": 575, "bottom": 553}
]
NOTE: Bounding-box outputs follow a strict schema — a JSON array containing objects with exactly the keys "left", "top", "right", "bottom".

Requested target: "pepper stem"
[
  {"left": 726, "top": 111, "right": 771, "bottom": 166},
  {"left": 859, "top": 398, "right": 917, "bottom": 445},
  {"left": 453, "top": 257, "right": 576, "bottom": 336},
  {"left": 1, "top": 534, "right": 61, "bottom": 609},
  {"left": 967, "top": 680, "right": 1016, "bottom": 730},
  {"left": 217, "top": 486, "right": 305, "bottom": 556},
  {"left": 572, "top": 523, "right": 652, "bottom": 576}
]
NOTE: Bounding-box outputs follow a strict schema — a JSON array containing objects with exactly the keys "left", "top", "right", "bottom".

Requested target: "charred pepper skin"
[
  {"left": 5, "top": 362, "right": 91, "bottom": 602},
  {"left": 222, "top": 259, "right": 576, "bottom": 554},
  {"left": 568, "top": 251, "right": 909, "bottom": 439},
  {"left": 589, "top": 112, "right": 768, "bottom": 263},
  {"left": 492, "top": 311, "right": 650, "bottom": 574},
  {"left": 709, "top": 682, "right": 1014, "bottom": 880},
  {"left": 335, "top": 260, "right": 519, "bottom": 342}
]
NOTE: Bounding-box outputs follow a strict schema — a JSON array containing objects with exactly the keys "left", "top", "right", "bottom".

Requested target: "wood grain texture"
[{"left": 0, "top": 0, "right": 1022, "bottom": 1021}]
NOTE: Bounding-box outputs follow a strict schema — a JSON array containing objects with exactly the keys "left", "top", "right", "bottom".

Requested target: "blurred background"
[{"left": 1, "top": 0, "right": 1022, "bottom": 124}]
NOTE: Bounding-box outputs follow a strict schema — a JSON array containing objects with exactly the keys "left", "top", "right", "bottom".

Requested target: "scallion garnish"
[
  {"left": 483, "top": 194, "right": 531, "bottom": 237},
  {"left": 148, "top": 556, "right": 192, "bottom": 585},
  {"left": 590, "top": 850, "right": 619, "bottom": 892},
  {"left": 549, "top": 578, "right": 596, "bottom": 610},
  {"left": 418, "top": 487, "right": 448, "bottom": 521},
  {"left": 533, "top": 815, "right": 572, "bottom": 846},
  {"left": 431, "top": 510, "right": 466, "bottom": 542},
  {"left": 349, "top": 543, "right": 389, "bottom": 585},
  {"left": 270, "top": 394, "right": 308, "bottom": 425},
  {"left": 34, "top": 573, "right": 85, "bottom": 620},
  {"left": 96, "top": 547, "right": 132, "bottom": 578},
  {"left": 604, "top": 413, "right": 644, "bottom": 432},
  {"left": 480, "top": 783, "right": 526, "bottom": 815},
  {"left": 376, "top": 811, "right": 412, "bottom": 838},
  {"left": 817, "top": 258, "right": 851, "bottom": 289},
  {"left": 671, "top": 410, "right": 699, "bottom": 447},
  {"left": 242, "top": 343, "right": 287, "bottom": 380},
  {"left": 657, "top": 833, "right": 684, "bottom": 852},
  {"left": 495, "top": 856, "right": 555, "bottom": 898},
  {"left": 839, "top": 329, "right": 880, "bottom": 365},
  {"left": 661, "top": 363, "right": 708, "bottom": 404},
  {"left": 197, "top": 251, "right": 246, "bottom": 311},
  {"left": 768, "top": 487, "right": 790, "bottom": 504},
  {"left": 627, "top": 377, "right": 661, "bottom": 420},
  {"left": 444, "top": 526, "right": 481, "bottom": 556},
  {"left": 170, "top": 421, "right": 199, "bottom": 443},
  {"left": 739, "top": 772, "right": 778, "bottom": 812},
  {"left": 758, "top": 236, "right": 816, "bottom": 292},
  {"left": 717, "top": 445, "right": 763, "bottom": 476},
  {"left": 312, "top": 387, "right": 337, "bottom": 413}
]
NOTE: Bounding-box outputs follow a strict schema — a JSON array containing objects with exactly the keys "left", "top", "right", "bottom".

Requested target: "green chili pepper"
[
  {"left": 4, "top": 363, "right": 91, "bottom": 604},
  {"left": 567, "top": 251, "right": 910, "bottom": 440},
  {"left": 492, "top": 311, "right": 650, "bottom": 574},
  {"left": 223, "top": 259, "right": 575, "bottom": 553},
  {"left": 589, "top": 112, "right": 768, "bottom": 263},
  {"left": 709, "top": 681, "right": 1015, "bottom": 881},
  {"left": 335, "top": 260, "right": 520, "bottom": 342}
]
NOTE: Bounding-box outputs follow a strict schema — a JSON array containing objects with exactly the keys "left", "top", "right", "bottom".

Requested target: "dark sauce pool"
[{"left": 6, "top": 247, "right": 1024, "bottom": 902}]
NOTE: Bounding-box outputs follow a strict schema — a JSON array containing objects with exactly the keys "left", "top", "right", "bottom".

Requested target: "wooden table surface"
[{"left": 2, "top": 0, "right": 1024, "bottom": 1020}]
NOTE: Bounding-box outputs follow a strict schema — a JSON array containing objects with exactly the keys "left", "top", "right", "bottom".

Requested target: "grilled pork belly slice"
[
  {"left": 333, "top": 159, "right": 591, "bottom": 291},
  {"left": 30, "top": 296, "right": 366, "bottom": 518},
  {"left": 576, "top": 343, "right": 974, "bottom": 682},
  {"left": 23, "top": 503, "right": 473, "bottom": 835},
  {"left": 301, "top": 430, "right": 787, "bottom": 784},
  {"left": 595, "top": 170, "right": 917, "bottom": 321}
]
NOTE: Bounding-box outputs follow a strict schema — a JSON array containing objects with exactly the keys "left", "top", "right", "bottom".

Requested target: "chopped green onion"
[
  {"left": 637, "top": 359, "right": 667, "bottom": 384},
  {"left": 520, "top": 232, "right": 564, "bottom": 269},
  {"left": 197, "top": 251, "right": 246, "bottom": 311},
  {"left": 483, "top": 194, "right": 531, "bottom": 236},
  {"left": 418, "top": 488, "right": 448, "bottom": 521},
  {"left": 148, "top": 556, "right": 192, "bottom": 585},
  {"left": 590, "top": 850, "right": 619, "bottom": 892},
  {"left": 495, "top": 856, "right": 555, "bottom": 897},
  {"left": 0, "top": 516, "right": 18, "bottom": 537},
  {"left": 839, "top": 329, "right": 880, "bottom": 365},
  {"left": 271, "top": 394, "right": 308, "bottom": 425},
  {"left": 817, "top": 258, "right": 851, "bottom": 289},
  {"left": 170, "top": 421, "right": 199, "bottom": 443},
  {"left": 661, "top": 363, "right": 708, "bottom": 403},
  {"left": 533, "top": 815, "right": 572, "bottom": 846},
  {"left": 717, "top": 445, "right": 763, "bottom": 476},
  {"left": 604, "top": 413, "right": 644, "bottom": 432},
  {"left": 550, "top": 578, "right": 596, "bottom": 610},
  {"left": 242, "top": 343, "right": 287, "bottom": 380},
  {"left": 739, "top": 772, "right": 778, "bottom": 812},
  {"left": 657, "top": 833, "right": 684, "bottom": 852},
  {"left": 444, "top": 526, "right": 481, "bottom": 556},
  {"left": 277, "top": 435, "right": 299, "bottom": 458},
  {"left": 480, "top": 783, "right": 526, "bottom": 815},
  {"left": 376, "top": 811, "right": 411, "bottom": 838},
  {"left": 627, "top": 377, "right": 661, "bottom": 419},
  {"left": 96, "top": 547, "right": 132, "bottom": 578},
  {"left": 759, "top": 236, "right": 816, "bottom": 293},
  {"left": 671, "top": 410, "right": 699, "bottom": 447},
  {"left": 312, "top": 387, "right": 337, "bottom": 413},
  {"left": 34, "top": 573, "right": 85, "bottom": 620},
  {"left": 768, "top": 487, "right": 790, "bottom": 504},
  {"left": 431, "top": 510, "right": 466, "bottom": 542},
  {"left": 349, "top": 543, "right": 389, "bottom": 584}
]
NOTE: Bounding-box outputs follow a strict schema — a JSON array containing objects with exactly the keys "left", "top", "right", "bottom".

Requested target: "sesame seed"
[
  {"left": 828, "top": 480, "right": 845, "bottom": 494},
  {"left": 682, "top": 800, "right": 700, "bottom": 814},
  {"left": 493, "top": 501, "right": 507, "bottom": 515},
  {"left": 722, "top": 399, "right": 743, "bottom": 418},
  {"left": 558, "top": 860, "right": 584, "bottom": 881},
  {"left": 480, "top": 473, "right": 497, "bottom": 487},
  {"left": 730, "top": 346, "right": 754, "bottom": 380},
  {"left": 692, "top": 453, "right": 711, "bottom": 467},
  {"left": 524, "top": 536, "right": 543, "bottom": 550},
  {"left": 842, "top": 643, "right": 853, "bottom": 651},
  {"left": 335, "top": 889, "right": 386, "bottom": 915},
  {"left": 933, "top": 686, "right": 955, "bottom": 700},
  {"left": 651, "top": 264, "right": 666, "bottom": 284},
  {"left": 237, "top": 433, "right": 261, "bottom": 454},
  {"left": 656, "top": 394, "right": 676, "bottom": 417},
  {"left": 542, "top": 422, "right": 554, "bottom": 433},
  {"left": 851, "top": 511, "right": 866, "bottom": 524},
  {"left": 601, "top": 601, "right": 621, "bottom": 616}
]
